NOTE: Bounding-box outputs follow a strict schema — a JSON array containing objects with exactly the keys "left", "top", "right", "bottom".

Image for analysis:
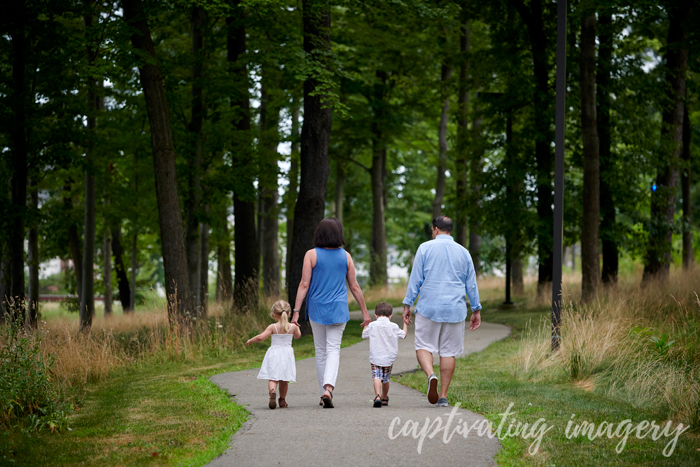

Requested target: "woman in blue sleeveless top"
[{"left": 291, "top": 218, "right": 371, "bottom": 408}]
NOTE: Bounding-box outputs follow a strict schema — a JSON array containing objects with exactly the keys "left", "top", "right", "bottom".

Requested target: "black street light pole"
[{"left": 552, "top": 0, "right": 567, "bottom": 352}]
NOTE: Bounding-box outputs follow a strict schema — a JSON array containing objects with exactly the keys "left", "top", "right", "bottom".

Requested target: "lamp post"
[{"left": 552, "top": 0, "right": 567, "bottom": 352}]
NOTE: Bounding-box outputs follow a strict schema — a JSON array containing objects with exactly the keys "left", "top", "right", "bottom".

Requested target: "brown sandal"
[
  {"left": 269, "top": 391, "right": 277, "bottom": 409},
  {"left": 278, "top": 397, "right": 288, "bottom": 408}
]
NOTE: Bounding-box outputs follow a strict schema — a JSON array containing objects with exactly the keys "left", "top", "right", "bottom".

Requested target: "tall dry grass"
[
  {"left": 511, "top": 269, "right": 700, "bottom": 426},
  {"left": 28, "top": 300, "right": 272, "bottom": 403}
]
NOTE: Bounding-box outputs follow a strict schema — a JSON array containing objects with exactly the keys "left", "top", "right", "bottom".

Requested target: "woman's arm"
[
  {"left": 291, "top": 249, "right": 315, "bottom": 325},
  {"left": 246, "top": 325, "right": 273, "bottom": 346},
  {"left": 346, "top": 252, "right": 371, "bottom": 327}
]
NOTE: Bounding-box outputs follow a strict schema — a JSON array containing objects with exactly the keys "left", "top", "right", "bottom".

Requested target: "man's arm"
[{"left": 464, "top": 250, "right": 482, "bottom": 331}]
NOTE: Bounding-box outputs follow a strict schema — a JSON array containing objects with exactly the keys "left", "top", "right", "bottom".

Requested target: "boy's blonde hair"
[{"left": 270, "top": 300, "right": 292, "bottom": 332}]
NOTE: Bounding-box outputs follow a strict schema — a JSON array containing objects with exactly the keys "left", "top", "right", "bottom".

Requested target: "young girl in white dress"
[{"left": 246, "top": 300, "right": 301, "bottom": 409}]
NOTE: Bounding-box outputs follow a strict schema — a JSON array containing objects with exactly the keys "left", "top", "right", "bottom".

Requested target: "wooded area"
[{"left": 0, "top": 0, "right": 698, "bottom": 328}]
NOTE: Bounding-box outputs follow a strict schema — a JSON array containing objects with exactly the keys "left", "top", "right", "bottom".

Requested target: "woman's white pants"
[{"left": 310, "top": 320, "right": 347, "bottom": 392}]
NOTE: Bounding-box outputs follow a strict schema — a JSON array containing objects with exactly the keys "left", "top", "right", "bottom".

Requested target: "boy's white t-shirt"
[{"left": 362, "top": 316, "right": 406, "bottom": 367}]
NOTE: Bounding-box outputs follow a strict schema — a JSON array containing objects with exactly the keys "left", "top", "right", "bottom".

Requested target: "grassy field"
[
  {"left": 395, "top": 271, "right": 700, "bottom": 466},
  {"left": 4, "top": 270, "right": 700, "bottom": 466},
  {"left": 2, "top": 296, "right": 365, "bottom": 466}
]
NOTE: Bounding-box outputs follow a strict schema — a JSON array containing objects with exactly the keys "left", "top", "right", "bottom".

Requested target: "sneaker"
[
  {"left": 436, "top": 397, "right": 449, "bottom": 407},
  {"left": 427, "top": 374, "right": 439, "bottom": 404}
]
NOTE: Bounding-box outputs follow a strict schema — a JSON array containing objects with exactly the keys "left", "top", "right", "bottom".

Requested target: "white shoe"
[{"left": 427, "top": 374, "right": 438, "bottom": 404}]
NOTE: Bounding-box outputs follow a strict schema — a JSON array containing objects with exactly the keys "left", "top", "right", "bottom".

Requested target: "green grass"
[
  {"left": 394, "top": 307, "right": 700, "bottom": 466},
  {"left": 5, "top": 321, "right": 366, "bottom": 466},
  {"left": 348, "top": 298, "right": 405, "bottom": 312}
]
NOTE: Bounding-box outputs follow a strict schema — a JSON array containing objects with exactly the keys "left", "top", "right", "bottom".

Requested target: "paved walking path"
[{"left": 208, "top": 309, "right": 511, "bottom": 467}]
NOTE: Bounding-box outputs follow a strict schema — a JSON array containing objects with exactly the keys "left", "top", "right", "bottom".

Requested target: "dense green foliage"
[
  {"left": 0, "top": 0, "right": 698, "bottom": 301},
  {"left": 0, "top": 313, "right": 70, "bottom": 433}
]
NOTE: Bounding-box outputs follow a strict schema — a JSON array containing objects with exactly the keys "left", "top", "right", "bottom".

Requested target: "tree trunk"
[
  {"left": 123, "top": 0, "right": 194, "bottom": 318},
  {"left": 288, "top": 0, "right": 332, "bottom": 331},
  {"left": 103, "top": 202, "right": 112, "bottom": 316},
  {"left": 9, "top": 0, "right": 28, "bottom": 321},
  {"left": 469, "top": 106, "right": 482, "bottom": 275},
  {"left": 257, "top": 190, "right": 264, "bottom": 274},
  {"left": 216, "top": 201, "right": 233, "bottom": 302},
  {"left": 198, "top": 219, "right": 209, "bottom": 317},
  {"left": 260, "top": 68, "right": 281, "bottom": 298},
  {"left": 130, "top": 233, "right": 137, "bottom": 311},
  {"left": 512, "top": 0, "right": 554, "bottom": 295},
  {"left": 433, "top": 63, "right": 452, "bottom": 220},
  {"left": 112, "top": 226, "right": 132, "bottom": 311},
  {"left": 455, "top": 8, "right": 470, "bottom": 247},
  {"left": 370, "top": 70, "right": 388, "bottom": 287},
  {"left": 643, "top": 1, "right": 690, "bottom": 281},
  {"left": 597, "top": 12, "right": 618, "bottom": 285},
  {"left": 185, "top": 5, "right": 206, "bottom": 303},
  {"left": 286, "top": 103, "right": 300, "bottom": 290},
  {"left": 27, "top": 179, "right": 39, "bottom": 328},
  {"left": 580, "top": 12, "right": 600, "bottom": 303},
  {"left": 81, "top": 158, "right": 96, "bottom": 330},
  {"left": 63, "top": 182, "right": 83, "bottom": 301},
  {"left": 227, "top": 0, "right": 259, "bottom": 312},
  {"left": 682, "top": 103, "right": 693, "bottom": 270},
  {"left": 0, "top": 258, "right": 8, "bottom": 320},
  {"left": 335, "top": 162, "right": 344, "bottom": 224},
  {"left": 130, "top": 151, "right": 138, "bottom": 311},
  {"left": 80, "top": 1, "right": 99, "bottom": 331},
  {"left": 512, "top": 256, "right": 524, "bottom": 295}
]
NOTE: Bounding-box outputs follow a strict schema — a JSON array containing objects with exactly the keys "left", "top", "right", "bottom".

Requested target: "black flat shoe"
[
  {"left": 373, "top": 395, "right": 382, "bottom": 408},
  {"left": 321, "top": 390, "right": 334, "bottom": 408},
  {"left": 381, "top": 397, "right": 389, "bottom": 406}
]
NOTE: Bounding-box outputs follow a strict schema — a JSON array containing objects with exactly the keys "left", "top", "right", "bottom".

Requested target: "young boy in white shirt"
[{"left": 362, "top": 302, "right": 408, "bottom": 407}]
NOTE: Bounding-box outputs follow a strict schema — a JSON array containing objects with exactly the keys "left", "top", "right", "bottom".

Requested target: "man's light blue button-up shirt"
[{"left": 402, "top": 234, "right": 481, "bottom": 323}]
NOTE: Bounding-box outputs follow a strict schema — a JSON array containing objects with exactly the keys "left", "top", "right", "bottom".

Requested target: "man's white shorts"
[{"left": 414, "top": 312, "right": 465, "bottom": 357}]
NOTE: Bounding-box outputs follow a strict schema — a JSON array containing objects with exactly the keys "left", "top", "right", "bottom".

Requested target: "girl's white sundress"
[{"left": 257, "top": 323, "right": 296, "bottom": 382}]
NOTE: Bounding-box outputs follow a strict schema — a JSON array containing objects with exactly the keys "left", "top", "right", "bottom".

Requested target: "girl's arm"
[
  {"left": 292, "top": 324, "right": 302, "bottom": 339},
  {"left": 292, "top": 249, "right": 315, "bottom": 325},
  {"left": 346, "top": 252, "right": 371, "bottom": 327},
  {"left": 246, "top": 325, "right": 274, "bottom": 346}
]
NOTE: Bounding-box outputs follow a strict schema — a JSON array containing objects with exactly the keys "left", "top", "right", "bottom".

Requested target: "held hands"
[
  {"left": 361, "top": 312, "right": 371, "bottom": 328},
  {"left": 470, "top": 310, "right": 481, "bottom": 331},
  {"left": 402, "top": 306, "right": 412, "bottom": 325}
]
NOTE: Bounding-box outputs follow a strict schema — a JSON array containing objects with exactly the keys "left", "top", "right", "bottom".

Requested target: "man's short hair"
[
  {"left": 432, "top": 215, "right": 453, "bottom": 233},
  {"left": 375, "top": 302, "right": 393, "bottom": 317}
]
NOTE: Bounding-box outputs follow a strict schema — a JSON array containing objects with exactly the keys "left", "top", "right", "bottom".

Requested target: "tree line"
[{"left": 0, "top": 0, "right": 698, "bottom": 330}]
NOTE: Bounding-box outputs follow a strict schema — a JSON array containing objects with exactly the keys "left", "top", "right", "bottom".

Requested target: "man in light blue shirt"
[{"left": 402, "top": 216, "right": 482, "bottom": 407}]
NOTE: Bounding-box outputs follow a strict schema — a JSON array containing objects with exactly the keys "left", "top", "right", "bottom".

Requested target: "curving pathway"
[{"left": 208, "top": 309, "right": 511, "bottom": 467}]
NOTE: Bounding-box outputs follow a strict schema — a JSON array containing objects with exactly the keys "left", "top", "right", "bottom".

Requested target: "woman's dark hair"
[
  {"left": 314, "top": 218, "right": 345, "bottom": 248},
  {"left": 432, "top": 215, "right": 453, "bottom": 233}
]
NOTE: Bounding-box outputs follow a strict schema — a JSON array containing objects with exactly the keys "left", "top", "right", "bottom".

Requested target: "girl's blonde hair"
[{"left": 270, "top": 300, "right": 292, "bottom": 332}]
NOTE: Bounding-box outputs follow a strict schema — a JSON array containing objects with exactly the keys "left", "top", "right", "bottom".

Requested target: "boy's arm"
[
  {"left": 362, "top": 323, "right": 371, "bottom": 339},
  {"left": 246, "top": 325, "right": 273, "bottom": 346},
  {"left": 402, "top": 321, "right": 408, "bottom": 338}
]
